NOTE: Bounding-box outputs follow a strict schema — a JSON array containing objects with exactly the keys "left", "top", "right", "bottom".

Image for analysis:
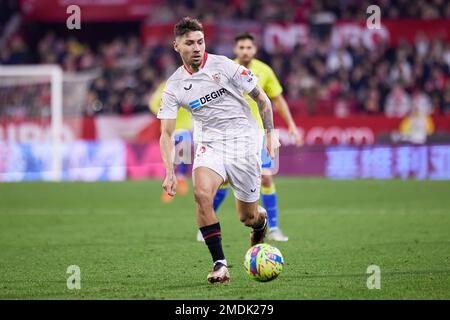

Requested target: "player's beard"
[
  {"left": 190, "top": 61, "right": 201, "bottom": 69},
  {"left": 190, "top": 55, "right": 202, "bottom": 69}
]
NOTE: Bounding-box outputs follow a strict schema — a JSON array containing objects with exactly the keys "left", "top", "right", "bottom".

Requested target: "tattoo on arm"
[{"left": 249, "top": 86, "right": 274, "bottom": 131}]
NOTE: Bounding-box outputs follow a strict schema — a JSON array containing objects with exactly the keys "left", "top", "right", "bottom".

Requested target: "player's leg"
[
  {"left": 192, "top": 158, "right": 230, "bottom": 283},
  {"left": 260, "top": 136, "right": 288, "bottom": 241},
  {"left": 261, "top": 172, "right": 288, "bottom": 241},
  {"left": 197, "top": 181, "right": 229, "bottom": 241},
  {"left": 235, "top": 199, "right": 268, "bottom": 246},
  {"left": 225, "top": 135, "right": 266, "bottom": 246},
  {"left": 176, "top": 163, "right": 189, "bottom": 194},
  {"left": 213, "top": 183, "right": 229, "bottom": 212},
  {"left": 193, "top": 167, "right": 222, "bottom": 226}
]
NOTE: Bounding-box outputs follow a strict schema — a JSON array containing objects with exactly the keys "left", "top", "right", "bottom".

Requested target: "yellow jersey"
[
  {"left": 149, "top": 81, "right": 192, "bottom": 131},
  {"left": 234, "top": 58, "right": 283, "bottom": 129}
]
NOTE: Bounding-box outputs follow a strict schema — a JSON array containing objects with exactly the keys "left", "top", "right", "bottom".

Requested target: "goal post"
[{"left": 0, "top": 64, "right": 63, "bottom": 181}]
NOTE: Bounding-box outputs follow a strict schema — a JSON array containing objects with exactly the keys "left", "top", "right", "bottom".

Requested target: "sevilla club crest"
[{"left": 212, "top": 73, "right": 221, "bottom": 84}]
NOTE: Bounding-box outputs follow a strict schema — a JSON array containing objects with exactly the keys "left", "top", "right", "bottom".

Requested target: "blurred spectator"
[
  {"left": 2, "top": 35, "right": 32, "bottom": 64},
  {"left": 385, "top": 84, "right": 412, "bottom": 118},
  {"left": 442, "top": 82, "right": 450, "bottom": 114},
  {"left": 396, "top": 103, "right": 435, "bottom": 144},
  {"left": 326, "top": 48, "right": 353, "bottom": 73},
  {"left": 363, "top": 88, "right": 382, "bottom": 115},
  {"left": 411, "top": 89, "right": 433, "bottom": 115}
]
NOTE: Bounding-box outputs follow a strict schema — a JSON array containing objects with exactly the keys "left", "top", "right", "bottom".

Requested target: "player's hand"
[
  {"left": 288, "top": 124, "right": 303, "bottom": 146},
  {"left": 162, "top": 171, "right": 177, "bottom": 196},
  {"left": 266, "top": 130, "right": 281, "bottom": 160}
]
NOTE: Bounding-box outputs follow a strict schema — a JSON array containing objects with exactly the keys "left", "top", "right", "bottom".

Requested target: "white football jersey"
[{"left": 157, "top": 53, "right": 260, "bottom": 143}]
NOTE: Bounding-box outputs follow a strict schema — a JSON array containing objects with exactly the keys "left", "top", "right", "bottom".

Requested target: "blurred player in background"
[
  {"left": 149, "top": 81, "right": 192, "bottom": 203},
  {"left": 197, "top": 32, "right": 302, "bottom": 242}
]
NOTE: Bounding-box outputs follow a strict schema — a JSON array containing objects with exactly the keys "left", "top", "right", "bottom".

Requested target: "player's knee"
[
  {"left": 193, "top": 188, "right": 212, "bottom": 209},
  {"left": 261, "top": 174, "right": 272, "bottom": 188}
]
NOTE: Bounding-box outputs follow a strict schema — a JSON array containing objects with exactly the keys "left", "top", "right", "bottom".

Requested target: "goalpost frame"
[{"left": 0, "top": 64, "right": 63, "bottom": 181}]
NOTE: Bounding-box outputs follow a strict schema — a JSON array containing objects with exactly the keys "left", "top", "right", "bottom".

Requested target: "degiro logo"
[{"left": 189, "top": 88, "right": 228, "bottom": 110}]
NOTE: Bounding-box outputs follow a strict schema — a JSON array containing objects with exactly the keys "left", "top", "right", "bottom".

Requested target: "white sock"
[{"left": 214, "top": 259, "right": 227, "bottom": 267}]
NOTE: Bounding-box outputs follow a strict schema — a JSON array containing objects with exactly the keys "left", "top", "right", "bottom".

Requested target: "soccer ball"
[{"left": 244, "top": 243, "right": 284, "bottom": 282}]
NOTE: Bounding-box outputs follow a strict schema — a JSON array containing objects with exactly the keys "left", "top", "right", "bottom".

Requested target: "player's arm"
[
  {"left": 248, "top": 85, "right": 280, "bottom": 159},
  {"left": 160, "top": 119, "right": 177, "bottom": 196},
  {"left": 271, "top": 94, "right": 302, "bottom": 146},
  {"left": 158, "top": 86, "right": 179, "bottom": 197}
]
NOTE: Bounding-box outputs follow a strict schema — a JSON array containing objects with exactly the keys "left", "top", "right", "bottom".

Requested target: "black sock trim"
[{"left": 200, "top": 222, "right": 225, "bottom": 262}]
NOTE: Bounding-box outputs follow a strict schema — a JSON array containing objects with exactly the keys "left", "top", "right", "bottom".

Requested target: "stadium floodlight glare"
[{"left": 0, "top": 65, "right": 63, "bottom": 181}]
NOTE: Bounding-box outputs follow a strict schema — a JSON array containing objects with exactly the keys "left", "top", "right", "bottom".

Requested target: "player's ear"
[{"left": 173, "top": 40, "right": 179, "bottom": 53}]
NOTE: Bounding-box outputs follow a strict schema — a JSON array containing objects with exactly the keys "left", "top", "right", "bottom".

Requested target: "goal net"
[{"left": 0, "top": 64, "right": 97, "bottom": 181}]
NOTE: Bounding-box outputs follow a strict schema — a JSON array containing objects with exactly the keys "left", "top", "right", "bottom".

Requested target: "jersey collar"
[{"left": 183, "top": 52, "right": 208, "bottom": 75}]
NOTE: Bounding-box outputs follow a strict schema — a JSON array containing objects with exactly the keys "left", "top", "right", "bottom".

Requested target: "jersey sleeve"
[
  {"left": 157, "top": 86, "right": 180, "bottom": 120},
  {"left": 224, "top": 58, "right": 259, "bottom": 94},
  {"left": 264, "top": 67, "right": 283, "bottom": 99}
]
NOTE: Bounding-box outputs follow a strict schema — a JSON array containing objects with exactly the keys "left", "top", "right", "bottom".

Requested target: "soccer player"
[
  {"left": 197, "top": 32, "right": 302, "bottom": 242},
  {"left": 149, "top": 81, "right": 192, "bottom": 203},
  {"left": 158, "top": 17, "right": 280, "bottom": 283}
]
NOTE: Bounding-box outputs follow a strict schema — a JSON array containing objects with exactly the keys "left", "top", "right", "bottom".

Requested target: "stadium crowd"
[
  {"left": 150, "top": 0, "right": 450, "bottom": 23},
  {"left": 1, "top": 0, "right": 450, "bottom": 119}
]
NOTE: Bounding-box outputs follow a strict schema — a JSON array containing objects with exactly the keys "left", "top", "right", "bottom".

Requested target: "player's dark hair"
[
  {"left": 234, "top": 32, "right": 255, "bottom": 43},
  {"left": 174, "top": 17, "right": 204, "bottom": 38}
]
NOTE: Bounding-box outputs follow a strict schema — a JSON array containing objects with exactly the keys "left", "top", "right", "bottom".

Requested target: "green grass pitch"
[{"left": 0, "top": 178, "right": 449, "bottom": 299}]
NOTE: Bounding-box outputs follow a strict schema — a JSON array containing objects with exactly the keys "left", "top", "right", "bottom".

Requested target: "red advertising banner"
[
  {"left": 0, "top": 118, "right": 85, "bottom": 143},
  {"left": 332, "top": 19, "right": 450, "bottom": 48},
  {"left": 380, "top": 19, "right": 450, "bottom": 46},
  {"left": 142, "top": 20, "right": 450, "bottom": 53},
  {"left": 19, "top": 0, "right": 157, "bottom": 22},
  {"left": 141, "top": 21, "right": 261, "bottom": 55},
  {"left": 265, "top": 20, "right": 450, "bottom": 53}
]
